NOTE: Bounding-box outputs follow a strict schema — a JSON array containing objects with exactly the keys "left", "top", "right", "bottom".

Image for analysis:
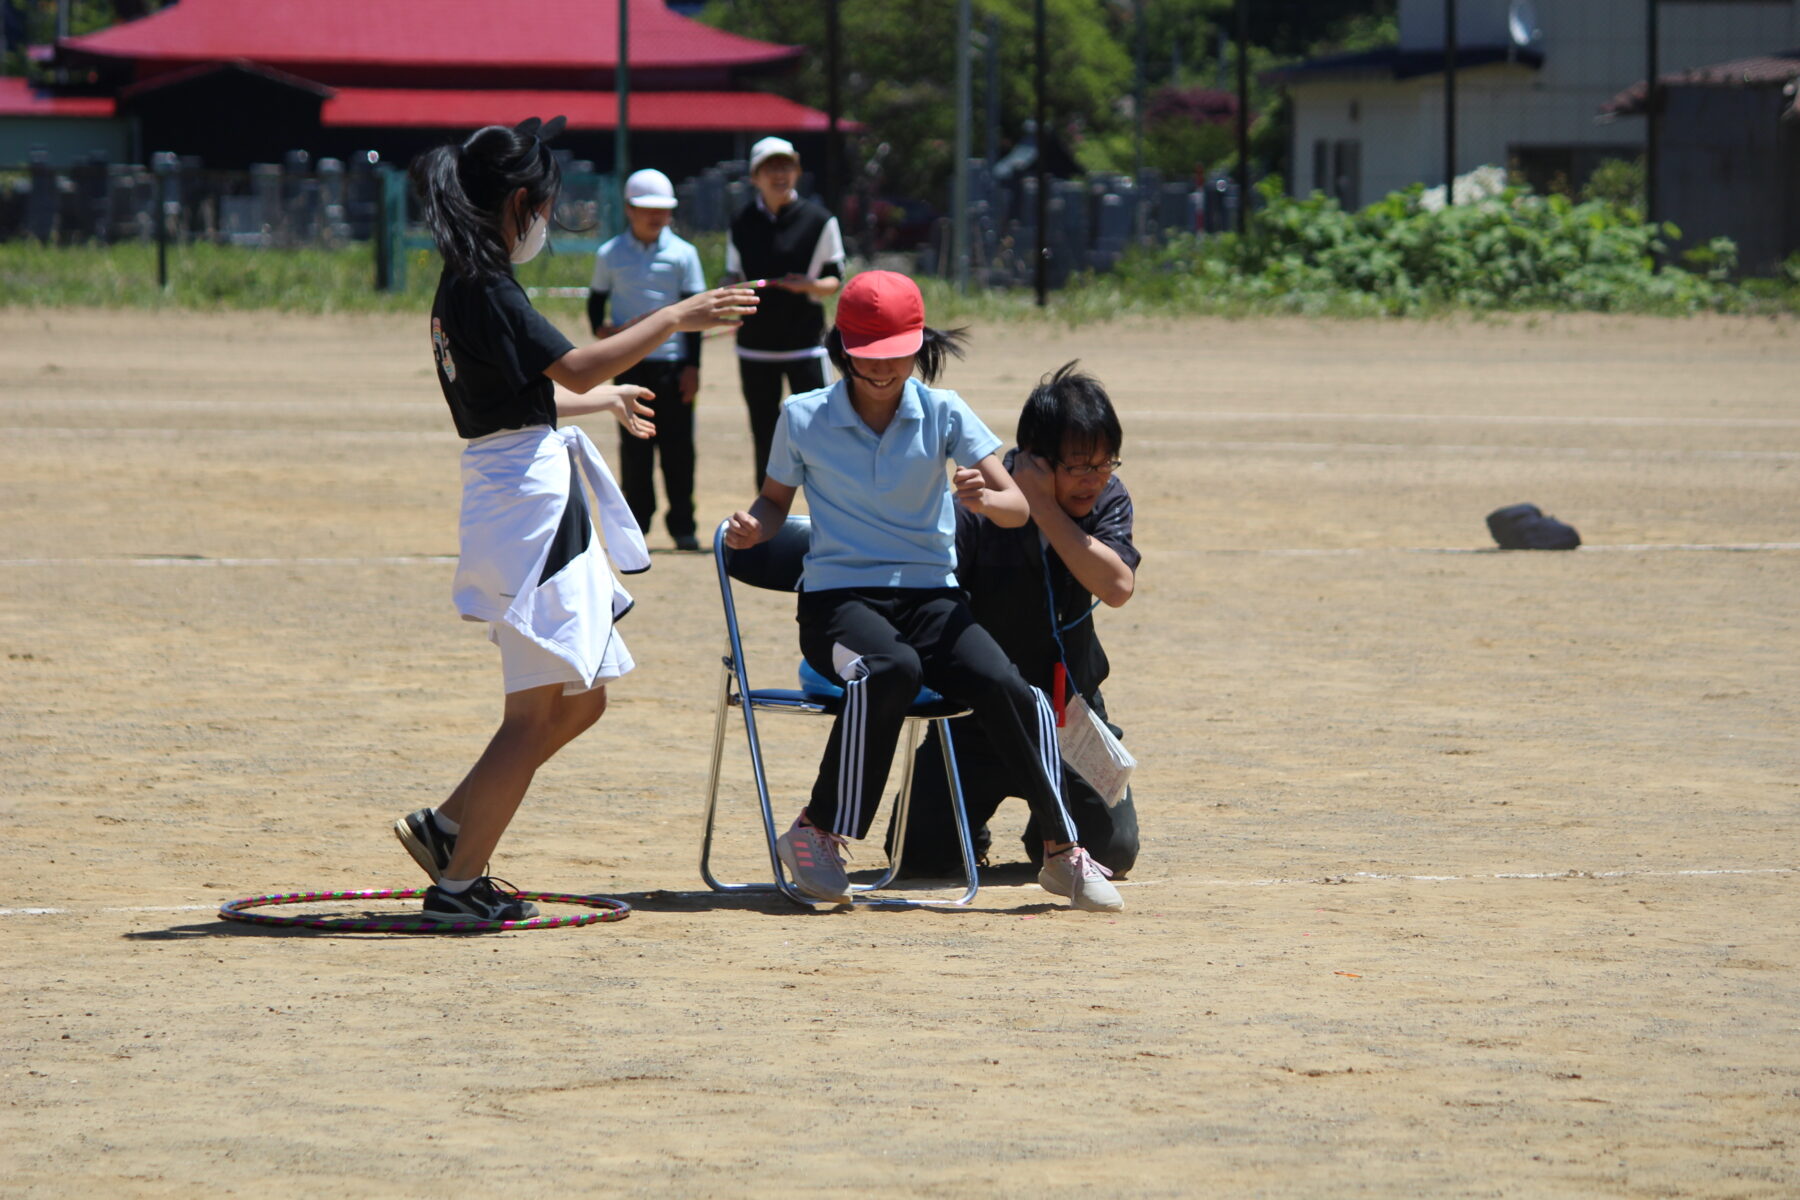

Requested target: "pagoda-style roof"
[{"left": 55, "top": 0, "right": 801, "bottom": 85}]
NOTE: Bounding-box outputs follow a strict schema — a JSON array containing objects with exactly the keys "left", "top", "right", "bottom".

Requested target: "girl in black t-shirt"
[{"left": 393, "top": 118, "right": 757, "bottom": 924}]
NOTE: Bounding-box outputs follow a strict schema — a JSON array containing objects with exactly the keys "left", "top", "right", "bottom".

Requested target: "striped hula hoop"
[{"left": 217, "top": 887, "right": 630, "bottom": 932}]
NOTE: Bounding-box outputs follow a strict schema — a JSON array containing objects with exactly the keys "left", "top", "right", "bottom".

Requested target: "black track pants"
[
  {"left": 614, "top": 360, "right": 695, "bottom": 540},
  {"left": 738, "top": 356, "right": 826, "bottom": 488},
  {"left": 796, "top": 587, "right": 1075, "bottom": 844}
]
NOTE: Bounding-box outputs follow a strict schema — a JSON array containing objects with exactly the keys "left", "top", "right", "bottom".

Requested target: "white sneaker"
[
  {"left": 777, "top": 817, "right": 853, "bottom": 904},
  {"left": 1038, "top": 847, "right": 1123, "bottom": 912}
]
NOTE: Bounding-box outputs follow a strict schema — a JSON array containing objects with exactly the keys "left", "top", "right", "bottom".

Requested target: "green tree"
[
  {"left": 5, "top": 1, "right": 168, "bottom": 74},
  {"left": 699, "top": 0, "right": 1129, "bottom": 204}
]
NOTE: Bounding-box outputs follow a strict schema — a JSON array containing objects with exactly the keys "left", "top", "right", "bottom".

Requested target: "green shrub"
[{"left": 1076, "top": 178, "right": 1784, "bottom": 316}]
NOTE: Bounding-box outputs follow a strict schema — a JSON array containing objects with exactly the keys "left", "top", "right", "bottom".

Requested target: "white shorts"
[{"left": 488, "top": 621, "right": 635, "bottom": 696}]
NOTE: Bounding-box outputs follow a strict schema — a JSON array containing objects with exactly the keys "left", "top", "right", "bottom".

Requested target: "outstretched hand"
[{"left": 674, "top": 285, "right": 759, "bottom": 332}]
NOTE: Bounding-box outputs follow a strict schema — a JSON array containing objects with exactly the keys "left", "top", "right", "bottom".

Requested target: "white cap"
[
  {"left": 624, "top": 168, "right": 677, "bottom": 209},
  {"left": 749, "top": 136, "right": 799, "bottom": 174}
]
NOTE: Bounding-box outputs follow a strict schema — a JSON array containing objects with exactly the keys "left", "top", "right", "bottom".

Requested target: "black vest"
[{"left": 729, "top": 197, "right": 838, "bottom": 353}]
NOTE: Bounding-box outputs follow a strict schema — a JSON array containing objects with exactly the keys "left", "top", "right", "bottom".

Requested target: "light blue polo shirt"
[
  {"left": 766, "top": 377, "right": 1003, "bottom": 591},
  {"left": 589, "top": 226, "right": 706, "bottom": 363}
]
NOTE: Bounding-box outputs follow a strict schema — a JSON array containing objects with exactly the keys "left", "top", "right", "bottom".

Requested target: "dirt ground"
[{"left": 1, "top": 306, "right": 1796, "bottom": 1199}]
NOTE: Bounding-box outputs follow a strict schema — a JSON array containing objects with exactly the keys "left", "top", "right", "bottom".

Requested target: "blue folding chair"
[{"left": 698, "top": 515, "right": 981, "bottom": 906}]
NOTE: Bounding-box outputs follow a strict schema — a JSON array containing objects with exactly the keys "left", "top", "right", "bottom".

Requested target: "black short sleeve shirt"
[
  {"left": 954, "top": 453, "right": 1141, "bottom": 700},
  {"left": 430, "top": 268, "right": 576, "bottom": 439}
]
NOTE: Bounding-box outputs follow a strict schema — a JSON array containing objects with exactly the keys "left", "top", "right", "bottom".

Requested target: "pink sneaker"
[
  {"left": 1038, "top": 846, "right": 1123, "bottom": 912},
  {"left": 777, "top": 817, "right": 852, "bottom": 903}
]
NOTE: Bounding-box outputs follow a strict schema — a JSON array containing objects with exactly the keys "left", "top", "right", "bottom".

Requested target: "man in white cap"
[
  {"left": 589, "top": 167, "right": 709, "bottom": 550},
  {"left": 722, "top": 135, "right": 845, "bottom": 487}
]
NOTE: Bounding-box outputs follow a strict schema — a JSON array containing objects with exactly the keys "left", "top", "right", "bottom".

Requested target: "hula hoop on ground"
[{"left": 217, "top": 888, "right": 630, "bottom": 933}]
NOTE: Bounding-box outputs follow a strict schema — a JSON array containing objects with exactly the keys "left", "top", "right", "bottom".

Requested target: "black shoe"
[
  {"left": 394, "top": 808, "right": 455, "bottom": 882},
  {"left": 420, "top": 877, "right": 539, "bottom": 924},
  {"left": 672, "top": 534, "right": 701, "bottom": 552}
]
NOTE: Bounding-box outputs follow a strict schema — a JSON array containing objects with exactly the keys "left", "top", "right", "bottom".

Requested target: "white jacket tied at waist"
[{"left": 453, "top": 425, "right": 650, "bottom": 688}]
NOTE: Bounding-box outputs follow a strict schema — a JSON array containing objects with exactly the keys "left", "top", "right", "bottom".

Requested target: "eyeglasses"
[{"left": 1056, "top": 458, "right": 1123, "bottom": 479}]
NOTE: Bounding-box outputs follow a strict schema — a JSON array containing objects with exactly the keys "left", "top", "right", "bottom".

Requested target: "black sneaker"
[
  {"left": 673, "top": 534, "right": 701, "bottom": 552},
  {"left": 394, "top": 808, "right": 456, "bottom": 882},
  {"left": 420, "top": 877, "right": 539, "bottom": 924}
]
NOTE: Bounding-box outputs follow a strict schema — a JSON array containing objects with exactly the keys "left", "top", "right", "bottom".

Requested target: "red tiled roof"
[
  {"left": 0, "top": 75, "right": 115, "bottom": 118},
  {"left": 59, "top": 0, "right": 799, "bottom": 72},
  {"left": 1601, "top": 50, "right": 1800, "bottom": 116},
  {"left": 321, "top": 87, "right": 848, "bottom": 132}
]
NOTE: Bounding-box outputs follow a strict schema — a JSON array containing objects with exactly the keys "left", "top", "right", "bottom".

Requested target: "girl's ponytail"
[{"left": 409, "top": 120, "right": 564, "bottom": 281}]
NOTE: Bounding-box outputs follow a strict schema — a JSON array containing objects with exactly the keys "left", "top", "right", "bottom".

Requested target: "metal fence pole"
[
  {"left": 1234, "top": 0, "right": 1249, "bottom": 234},
  {"left": 1034, "top": 0, "right": 1048, "bottom": 306},
  {"left": 1444, "top": 0, "right": 1458, "bottom": 205}
]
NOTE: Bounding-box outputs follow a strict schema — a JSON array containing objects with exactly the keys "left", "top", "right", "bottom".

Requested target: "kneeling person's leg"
[
  {"left": 1024, "top": 771, "right": 1139, "bottom": 876},
  {"left": 890, "top": 717, "right": 1004, "bottom": 874},
  {"left": 912, "top": 598, "right": 1076, "bottom": 847}
]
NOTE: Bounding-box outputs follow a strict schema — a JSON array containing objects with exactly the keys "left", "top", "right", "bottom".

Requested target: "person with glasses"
[{"left": 890, "top": 361, "right": 1142, "bottom": 880}]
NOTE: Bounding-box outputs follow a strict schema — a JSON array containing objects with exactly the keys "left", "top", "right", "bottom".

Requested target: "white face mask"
[{"left": 510, "top": 211, "right": 549, "bottom": 264}]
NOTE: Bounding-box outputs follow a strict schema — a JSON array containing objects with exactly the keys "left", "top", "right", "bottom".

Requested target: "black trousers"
[
  {"left": 893, "top": 714, "right": 1141, "bottom": 877},
  {"left": 739, "top": 355, "right": 826, "bottom": 488},
  {"left": 615, "top": 360, "right": 695, "bottom": 539},
  {"left": 797, "top": 587, "right": 1076, "bottom": 844}
]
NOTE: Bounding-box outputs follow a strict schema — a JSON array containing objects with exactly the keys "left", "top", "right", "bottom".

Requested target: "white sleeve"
[
  {"left": 807, "top": 217, "right": 846, "bottom": 279},
  {"left": 589, "top": 244, "right": 612, "bottom": 293},
  {"left": 724, "top": 234, "right": 742, "bottom": 280}
]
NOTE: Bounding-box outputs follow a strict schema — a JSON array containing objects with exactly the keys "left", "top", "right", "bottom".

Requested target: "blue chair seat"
[{"left": 797, "top": 660, "right": 950, "bottom": 708}]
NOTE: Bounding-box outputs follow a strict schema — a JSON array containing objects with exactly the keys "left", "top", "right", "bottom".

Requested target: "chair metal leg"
[
  {"left": 697, "top": 659, "right": 739, "bottom": 892},
  {"left": 939, "top": 717, "right": 982, "bottom": 905},
  {"left": 848, "top": 715, "right": 979, "bottom": 908},
  {"left": 697, "top": 661, "right": 810, "bottom": 904},
  {"left": 849, "top": 718, "right": 921, "bottom": 894}
]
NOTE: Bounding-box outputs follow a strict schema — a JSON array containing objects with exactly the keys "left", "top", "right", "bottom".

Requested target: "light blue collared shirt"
[
  {"left": 589, "top": 227, "right": 706, "bottom": 363},
  {"left": 767, "top": 378, "right": 1003, "bottom": 591}
]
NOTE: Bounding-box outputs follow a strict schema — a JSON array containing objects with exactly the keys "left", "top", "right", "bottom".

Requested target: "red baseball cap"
[{"left": 835, "top": 271, "right": 925, "bottom": 358}]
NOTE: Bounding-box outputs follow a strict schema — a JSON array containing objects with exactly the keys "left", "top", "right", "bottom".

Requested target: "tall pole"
[
  {"left": 985, "top": 14, "right": 1001, "bottom": 165},
  {"left": 1234, "top": 0, "right": 1249, "bottom": 234},
  {"left": 1443, "top": 0, "right": 1457, "bottom": 205},
  {"left": 1034, "top": 0, "right": 1048, "bottom": 306},
  {"left": 825, "top": 0, "right": 841, "bottom": 213},
  {"left": 1133, "top": 0, "right": 1146, "bottom": 241},
  {"left": 1645, "top": 0, "right": 1659, "bottom": 233},
  {"left": 616, "top": 0, "right": 630, "bottom": 220},
  {"left": 953, "top": 0, "right": 972, "bottom": 291}
]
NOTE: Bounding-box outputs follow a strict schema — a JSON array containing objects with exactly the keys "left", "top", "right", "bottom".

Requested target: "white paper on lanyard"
[{"left": 1056, "top": 691, "right": 1135, "bottom": 808}]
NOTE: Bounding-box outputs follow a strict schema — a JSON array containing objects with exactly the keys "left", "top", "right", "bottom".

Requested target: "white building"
[{"left": 1275, "top": 0, "right": 1800, "bottom": 206}]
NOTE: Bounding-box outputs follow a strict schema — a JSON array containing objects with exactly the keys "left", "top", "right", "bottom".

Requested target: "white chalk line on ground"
[
  {"left": 2, "top": 867, "right": 1789, "bottom": 919},
  {"left": 1151, "top": 543, "right": 1800, "bottom": 558},
  {"left": 1146, "top": 438, "right": 1800, "bottom": 463},
  {"left": 1, "top": 426, "right": 452, "bottom": 443},
  {"left": 9, "top": 544, "right": 1798, "bottom": 570},
  {"left": 1127, "top": 411, "right": 1800, "bottom": 429},
  {"left": 0, "top": 555, "right": 459, "bottom": 568}
]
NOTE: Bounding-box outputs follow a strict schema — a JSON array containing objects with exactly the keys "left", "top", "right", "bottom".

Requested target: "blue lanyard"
[{"left": 1042, "top": 548, "right": 1100, "bottom": 680}]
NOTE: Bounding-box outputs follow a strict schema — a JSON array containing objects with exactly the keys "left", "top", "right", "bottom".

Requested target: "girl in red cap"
[{"left": 725, "top": 271, "right": 1122, "bottom": 911}]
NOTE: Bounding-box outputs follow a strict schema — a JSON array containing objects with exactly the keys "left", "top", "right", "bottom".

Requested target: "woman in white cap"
[{"left": 722, "top": 136, "right": 846, "bottom": 487}]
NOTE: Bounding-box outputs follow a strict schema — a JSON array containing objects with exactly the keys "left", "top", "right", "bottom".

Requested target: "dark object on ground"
[{"left": 1487, "top": 503, "right": 1581, "bottom": 550}]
